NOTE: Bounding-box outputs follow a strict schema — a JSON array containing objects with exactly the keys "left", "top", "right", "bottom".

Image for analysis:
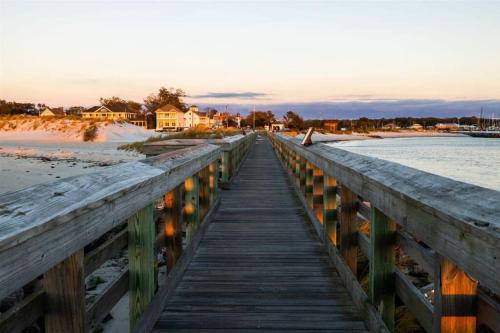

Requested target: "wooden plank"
[
  {"left": 312, "top": 165, "right": 324, "bottom": 224},
  {"left": 0, "top": 288, "right": 44, "bottom": 333},
  {"left": 43, "top": 249, "right": 85, "bottom": 333},
  {"left": 305, "top": 160, "right": 314, "bottom": 208},
  {"left": 84, "top": 228, "right": 127, "bottom": 277},
  {"left": 477, "top": 289, "right": 500, "bottom": 333},
  {"left": 396, "top": 231, "right": 436, "bottom": 277},
  {"left": 369, "top": 206, "right": 396, "bottom": 332},
  {"left": 184, "top": 175, "right": 200, "bottom": 243},
  {"left": 221, "top": 151, "right": 230, "bottom": 183},
  {"left": 163, "top": 187, "right": 183, "bottom": 272},
  {"left": 340, "top": 184, "right": 358, "bottom": 275},
  {"left": 395, "top": 270, "right": 433, "bottom": 333},
  {"left": 272, "top": 134, "right": 500, "bottom": 296},
  {"left": 128, "top": 204, "right": 155, "bottom": 331},
  {"left": 0, "top": 144, "right": 220, "bottom": 300},
  {"left": 299, "top": 156, "right": 306, "bottom": 193},
  {"left": 435, "top": 256, "right": 478, "bottom": 333},
  {"left": 323, "top": 174, "right": 337, "bottom": 246},
  {"left": 85, "top": 269, "right": 128, "bottom": 333}
]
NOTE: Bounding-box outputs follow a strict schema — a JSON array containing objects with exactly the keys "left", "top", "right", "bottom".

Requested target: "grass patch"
[
  {"left": 83, "top": 125, "right": 99, "bottom": 141},
  {"left": 118, "top": 127, "right": 242, "bottom": 153}
]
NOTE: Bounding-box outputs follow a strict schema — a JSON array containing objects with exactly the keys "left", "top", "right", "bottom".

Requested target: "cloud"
[
  {"left": 190, "top": 92, "right": 268, "bottom": 99},
  {"left": 195, "top": 99, "right": 500, "bottom": 119}
]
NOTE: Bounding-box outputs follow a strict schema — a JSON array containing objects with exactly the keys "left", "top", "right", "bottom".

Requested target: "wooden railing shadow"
[
  {"left": 0, "top": 133, "right": 256, "bottom": 333},
  {"left": 270, "top": 133, "right": 500, "bottom": 333}
]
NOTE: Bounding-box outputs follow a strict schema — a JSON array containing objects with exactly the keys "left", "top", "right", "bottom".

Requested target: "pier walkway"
[{"left": 153, "top": 137, "right": 367, "bottom": 332}]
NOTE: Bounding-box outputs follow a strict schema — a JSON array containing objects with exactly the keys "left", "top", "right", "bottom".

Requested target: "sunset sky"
[{"left": 1, "top": 0, "right": 500, "bottom": 115}]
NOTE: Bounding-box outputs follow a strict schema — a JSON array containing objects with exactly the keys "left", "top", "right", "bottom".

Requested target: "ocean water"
[{"left": 329, "top": 137, "right": 500, "bottom": 191}]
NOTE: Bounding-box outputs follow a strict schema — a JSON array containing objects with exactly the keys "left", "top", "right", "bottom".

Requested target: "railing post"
[
  {"left": 221, "top": 151, "right": 230, "bottom": 184},
  {"left": 294, "top": 152, "right": 301, "bottom": 187},
  {"left": 128, "top": 203, "right": 155, "bottom": 330},
  {"left": 198, "top": 166, "right": 209, "bottom": 219},
  {"left": 312, "top": 165, "right": 324, "bottom": 224},
  {"left": 299, "top": 156, "right": 306, "bottom": 193},
  {"left": 208, "top": 161, "right": 218, "bottom": 207},
  {"left": 184, "top": 175, "right": 200, "bottom": 242},
  {"left": 339, "top": 184, "right": 358, "bottom": 275},
  {"left": 43, "top": 249, "right": 85, "bottom": 333},
  {"left": 369, "top": 207, "right": 396, "bottom": 332},
  {"left": 164, "top": 186, "right": 183, "bottom": 272},
  {"left": 434, "top": 256, "right": 478, "bottom": 333},
  {"left": 305, "top": 161, "right": 314, "bottom": 208},
  {"left": 323, "top": 175, "right": 337, "bottom": 246}
]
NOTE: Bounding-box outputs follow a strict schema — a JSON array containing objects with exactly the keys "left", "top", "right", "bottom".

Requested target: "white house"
[{"left": 40, "top": 107, "right": 65, "bottom": 117}]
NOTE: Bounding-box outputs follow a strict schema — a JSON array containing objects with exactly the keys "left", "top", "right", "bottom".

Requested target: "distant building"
[
  {"left": 323, "top": 120, "right": 339, "bottom": 132},
  {"left": 155, "top": 104, "right": 186, "bottom": 131},
  {"left": 269, "top": 122, "right": 285, "bottom": 131},
  {"left": 83, "top": 105, "right": 138, "bottom": 120},
  {"left": 436, "top": 123, "right": 459, "bottom": 130},
  {"left": 40, "top": 106, "right": 65, "bottom": 117},
  {"left": 408, "top": 123, "right": 423, "bottom": 130},
  {"left": 381, "top": 123, "right": 399, "bottom": 130}
]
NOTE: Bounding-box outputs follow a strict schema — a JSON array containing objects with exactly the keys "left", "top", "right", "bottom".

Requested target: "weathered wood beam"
[
  {"left": 128, "top": 204, "right": 155, "bottom": 331},
  {"left": 435, "top": 256, "right": 478, "bottom": 333},
  {"left": 323, "top": 175, "right": 338, "bottom": 246},
  {"left": 44, "top": 249, "right": 85, "bottom": 333},
  {"left": 340, "top": 184, "right": 358, "bottom": 275},
  {"left": 0, "top": 288, "right": 44, "bottom": 333},
  {"left": 312, "top": 165, "right": 324, "bottom": 224},
  {"left": 84, "top": 228, "right": 127, "bottom": 277},
  {"left": 163, "top": 187, "right": 183, "bottom": 272},
  {"left": 369, "top": 207, "right": 396, "bottom": 332},
  {"left": 184, "top": 175, "right": 200, "bottom": 243},
  {"left": 305, "top": 161, "right": 314, "bottom": 208}
]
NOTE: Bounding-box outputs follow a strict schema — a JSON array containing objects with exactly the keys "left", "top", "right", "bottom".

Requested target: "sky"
[{"left": 1, "top": 0, "right": 500, "bottom": 118}]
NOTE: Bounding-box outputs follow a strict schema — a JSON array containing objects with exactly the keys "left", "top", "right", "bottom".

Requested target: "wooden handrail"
[
  {"left": 0, "top": 133, "right": 256, "bottom": 333},
  {"left": 270, "top": 133, "right": 500, "bottom": 333}
]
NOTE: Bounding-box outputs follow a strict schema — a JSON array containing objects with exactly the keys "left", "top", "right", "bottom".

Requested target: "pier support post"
[
  {"left": 164, "top": 187, "right": 183, "bottom": 273},
  {"left": 184, "top": 175, "right": 200, "bottom": 243},
  {"left": 312, "top": 165, "right": 324, "bottom": 224},
  {"left": 299, "top": 156, "right": 306, "bottom": 193},
  {"left": 305, "top": 161, "right": 314, "bottom": 208},
  {"left": 198, "top": 166, "right": 209, "bottom": 220},
  {"left": 323, "top": 175, "right": 337, "bottom": 246},
  {"left": 221, "top": 151, "right": 230, "bottom": 184},
  {"left": 434, "top": 256, "right": 478, "bottom": 333},
  {"left": 44, "top": 249, "right": 85, "bottom": 333},
  {"left": 294, "top": 152, "right": 301, "bottom": 187},
  {"left": 339, "top": 184, "right": 358, "bottom": 275},
  {"left": 208, "top": 162, "right": 218, "bottom": 207},
  {"left": 369, "top": 207, "right": 396, "bottom": 332},
  {"left": 128, "top": 204, "right": 155, "bottom": 331}
]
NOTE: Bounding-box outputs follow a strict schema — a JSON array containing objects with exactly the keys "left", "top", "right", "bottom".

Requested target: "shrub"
[{"left": 83, "top": 125, "right": 99, "bottom": 141}]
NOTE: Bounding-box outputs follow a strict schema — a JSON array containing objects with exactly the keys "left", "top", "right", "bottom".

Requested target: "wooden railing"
[
  {"left": 0, "top": 134, "right": 255, "bottom": 333},
  {"left": 270, "top": 133, "right": 500, "bottom": 333}
]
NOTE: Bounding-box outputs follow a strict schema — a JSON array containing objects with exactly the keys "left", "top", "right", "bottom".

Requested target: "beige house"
[
  {"left": 155, "top": 104, "right": 185, "bottom": 131},
  {"left": 40, "top": 107, "right": 65, "bottom": 117},
  {"left": 82, "top": 105, "right": 138, "bottom": 120}
]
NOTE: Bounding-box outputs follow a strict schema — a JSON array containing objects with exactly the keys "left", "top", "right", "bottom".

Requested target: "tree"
[
  {"left": 99, "top": 96, "right": 142, "bottom": 112},
  {"left": 66, "top": 106, "right": 85, "bottom": 116},
  {"left": 242, "top": 111, "right": 276, "bottom": 128},
  {"left": 143, "top": 87, "right": 187, "bottom": 113},
  {"left": 283, "top": 111, "right": 304, "bottom": 130}
]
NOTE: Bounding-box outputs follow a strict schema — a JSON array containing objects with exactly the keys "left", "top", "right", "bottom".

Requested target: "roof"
[
  {"left": 46, "top": 107, "right": 65, "bottom": 116},
  {"left": 155, "top": 104, "right": 182, "bottom": 113},
  {"left": 84, "top": 105, "right": 139, "bottom": 114}
]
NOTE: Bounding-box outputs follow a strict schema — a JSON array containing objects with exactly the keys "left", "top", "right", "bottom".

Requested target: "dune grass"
[{"left": 117, "top": 127, "right": 242, "bottom": 153}]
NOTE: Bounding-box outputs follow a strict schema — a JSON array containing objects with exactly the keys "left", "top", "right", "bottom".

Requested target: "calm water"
[{"left": 329, "top": 137, "right": 500, "bottom": 191}]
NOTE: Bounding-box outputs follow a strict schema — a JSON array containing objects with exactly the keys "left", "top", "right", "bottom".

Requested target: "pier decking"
[{"left": 153, "top": 137, "right": 367, "bottom": 332}]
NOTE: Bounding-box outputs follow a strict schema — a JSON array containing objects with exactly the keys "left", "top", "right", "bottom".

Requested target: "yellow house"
[
  {"left": 155, "top": 104, "right": 185, "bottom": 131},
  {"left": 82, "top": 105, "right": 138, "bottom": 120}
]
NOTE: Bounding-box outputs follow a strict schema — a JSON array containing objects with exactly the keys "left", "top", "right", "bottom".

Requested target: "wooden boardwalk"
[{"left": 153, "top": 137, "right": 368, "bottom": 332}]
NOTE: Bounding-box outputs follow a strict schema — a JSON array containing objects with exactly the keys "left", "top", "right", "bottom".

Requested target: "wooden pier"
[
  {"left": 153, "top": 137, "right": 367, "bottom": 332},
  {"left": 0, "top": 132, "right": 499, "bottom": 333}
]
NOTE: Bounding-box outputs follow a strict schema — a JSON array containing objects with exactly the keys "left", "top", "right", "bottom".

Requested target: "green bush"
[{"left": 83, "top": 125, "right": 98, "bottom": 141}]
